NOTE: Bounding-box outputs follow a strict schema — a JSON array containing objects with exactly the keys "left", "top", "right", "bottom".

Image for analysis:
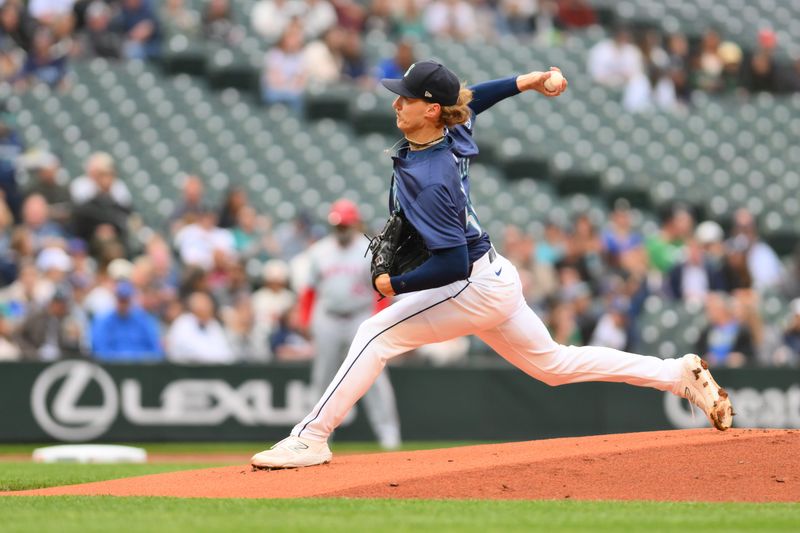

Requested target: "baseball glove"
[{"left": 367, "top": 212, "right": 431, "bottom": 291}]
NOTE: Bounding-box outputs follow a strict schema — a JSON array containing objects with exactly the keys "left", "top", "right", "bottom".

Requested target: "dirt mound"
[{"left": 6, "top": 429, "right": 799, "bottom": 502}]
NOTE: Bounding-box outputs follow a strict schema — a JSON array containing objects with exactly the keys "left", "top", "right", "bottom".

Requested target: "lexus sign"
[
  {"left": 31, "top": 360, "right": 119, "bottom": 441},
  {"left": 29, "top": 360, "right": 350, "bottom": 442}
]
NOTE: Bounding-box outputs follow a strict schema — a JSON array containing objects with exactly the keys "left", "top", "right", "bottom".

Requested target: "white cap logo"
[
  {"left": 404, "top": 63, "right": 416, "bottom": 77},
  {"left": 424, "top": 90, "right": 433, "bottom": 97}
]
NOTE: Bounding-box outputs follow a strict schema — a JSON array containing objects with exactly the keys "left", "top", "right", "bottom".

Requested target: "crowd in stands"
[
  {"left": 1, "top": 0, "right": 799, "bottom": 367},
  {"left": 0, "top": 0, "right": 162, "bottom": 89},
  {"left": 504, "top": 199, "right": 800, "bottom": 368},
  {"left": 255, "top": 1, "right": 800, "bottom": 112},
  {"left": 590, "top": 25, "right": 800, "bottom": 113},
  {"left": 2, "top": 0, "right": 798, "bottom": 105},
  {"left": 1, "top": 143, "right": 799, "bottom": 367},
  {"left": 0, "top": 146, "right": 314, "bottom": 364}
]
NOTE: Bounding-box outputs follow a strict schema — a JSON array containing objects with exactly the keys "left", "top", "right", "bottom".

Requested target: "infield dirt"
[{"left": 5, "top": 429, "right": 798, "bottom": 502}]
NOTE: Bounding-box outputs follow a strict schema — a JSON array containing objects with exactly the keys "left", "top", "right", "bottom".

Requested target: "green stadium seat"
[
  {"left": 161, "top": 35, "right": 207, "bottom": 76},
  {"left": 205, "top": 47, "right": 259, "bottom": 93}
]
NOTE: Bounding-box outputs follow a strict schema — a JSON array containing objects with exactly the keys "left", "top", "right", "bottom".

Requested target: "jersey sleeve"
[
  {"left": 468, "top": 76, "right": 521, "bottom": 115},
  {"left": 404, "top": 183, "right": 467, "bottom": 251}
]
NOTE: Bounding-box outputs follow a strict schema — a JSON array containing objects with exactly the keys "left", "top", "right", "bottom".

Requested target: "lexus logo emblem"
[{"left": 30, "top": 360, "right": 118, "bottom": 441}]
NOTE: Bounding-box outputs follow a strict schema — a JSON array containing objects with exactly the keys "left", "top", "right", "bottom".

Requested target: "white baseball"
[{"left": 544, "top": 71, "right": 564, "bottom": 92}]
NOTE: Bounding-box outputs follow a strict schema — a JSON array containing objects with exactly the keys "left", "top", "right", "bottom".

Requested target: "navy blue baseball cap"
[{"left": 381, "top": 59, "right": 460, "bottom": 106}]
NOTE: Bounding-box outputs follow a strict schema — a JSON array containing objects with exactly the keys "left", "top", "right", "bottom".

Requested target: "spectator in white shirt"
[
  {"left": 623, "top": 67, "right": 677, "bottom": 113},
  {"left": 29, "top": 0, "right": 75, "bottom": 21},
  {"left": 252, "top": 259, "right": 296, "bottom": 338},
  {"left": 261, "top": 21, "right": 308, "bottom": 112},
  {"left": 304, "top": 26, "right": 344, "bottom": 85},
  {"left": 623, "top": 30, "right": 677, "bottom": 113},
  {"left": 302, "top": 0, "right": 336, "bottom": 40},
  {"left": 500, "top": 0, "right": 539, "bottom": 36},
  {"left": 34, "top": 245, "right": 72, "bottom": 304},
  {"left": 589, "top": 298, "right": 629, "bottom": 351},
  {"left": 28, "top": 0, "right": 74, "bottom": 36},
  {"left": 424, "top": 0, "right": 478, "bottom": 41},
  {"left": 173, "top": 206, "right": 236, "bottom": 271},
  {"left": 588, "top": 27, "right": 643, "bottom": 88},
  {"left": 222, "top": 293, "right": 269, "bottom": 362},
  {"left": 731, "top": 208, "right": 784, "bottom": 291},
  {"left": 166, "top": 291, "right": 235, "bottom": 364},
  {"left": 667, "top": 239, "right": 725, "bottom": 305},
  {"left": 70, "top": 151, "right": 132, "bottom": 207},
  {"left": 251, "top": 0, "right": 304, "bottom": 42}
]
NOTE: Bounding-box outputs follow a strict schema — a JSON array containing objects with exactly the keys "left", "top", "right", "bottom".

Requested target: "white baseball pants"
[
  {"left": 310, "top": 309, "right": 401, "bottom": 448},
  {"left": 293, "top": 251, "right": 683, "bottom": 442}
]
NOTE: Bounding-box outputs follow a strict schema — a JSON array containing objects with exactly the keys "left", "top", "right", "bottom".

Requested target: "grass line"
[
  {"left": 0, "top": 463, "right": 228, "bottom": 492},
  {"left": 0, "top": 497, "right": 798, "bottom": 533},
  {"left": 0, "top": 441, "right": 493, "bottom": 456}
]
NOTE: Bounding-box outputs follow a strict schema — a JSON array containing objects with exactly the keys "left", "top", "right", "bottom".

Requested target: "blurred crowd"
[
  {"left": 1, "top": 138, "right": 799, "bottom": 367},
  {"left": 0, "top": 142, "right": 322, "bottom": 364},
  {"left": 501, "top": 199, "right": 800, "bottom": 368},
  {"left": 0, "top": 0, "right": 600, "bottom": 94},
  {"left": 590, "top": 25, "right": 800, "bottom": 113},
  {"left": 251, "top": 0, "right": 600, "bottom": 109},
  {"left": 1, "top": 0, "right": 800, "bottom": 368},
  {"left": 0, "top": 0, "right": 163, "bottom": 90},
  {"left": 2, "top": 0, "right": 797, "bottom": 107}
]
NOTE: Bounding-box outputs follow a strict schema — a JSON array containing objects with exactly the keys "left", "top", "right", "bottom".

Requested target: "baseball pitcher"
[{"left": 252, "top": 60, "right": 734, "bottom": 469}]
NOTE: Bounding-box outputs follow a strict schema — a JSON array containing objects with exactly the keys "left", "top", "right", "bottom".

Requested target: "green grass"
[
  {"left": 0, "top": 463, "right": 228, "bottom": 491},
  {"left": 0, "top": 442, "right": 492, "bottom": 491},
  {"left": 3, "top": 443, "right": 794, "bottom": 532},
  {"left": 0, "top": 441, "right": 490, "bottom": 456},
  {"left": 0, "top": 497, "right": 797, "bottom": 532}
]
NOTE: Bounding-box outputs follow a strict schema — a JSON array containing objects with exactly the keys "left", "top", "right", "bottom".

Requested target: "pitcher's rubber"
[{"left": 4, "top": 429, "right": 798, "bottom": 502}]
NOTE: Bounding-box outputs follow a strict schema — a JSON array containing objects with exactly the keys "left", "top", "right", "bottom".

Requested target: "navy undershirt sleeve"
[
  {"left": 468, "top": 76, "right": 521, "bottom": 115},
  {"left": 390, "top": 245, "right": 470, "bottom": 295}
]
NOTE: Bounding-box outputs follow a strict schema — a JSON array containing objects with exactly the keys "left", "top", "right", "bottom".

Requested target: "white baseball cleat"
[
  {"left": 678, "top": 354, "right": 734, "bottom": 431},
  {"left": 250, "top": 436, "right": 332, "bottom": 469}
]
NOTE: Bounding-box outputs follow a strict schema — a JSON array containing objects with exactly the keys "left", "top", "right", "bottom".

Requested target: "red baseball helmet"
[{"left": 328, "top": 199, "right": 361, "bottom": 226}]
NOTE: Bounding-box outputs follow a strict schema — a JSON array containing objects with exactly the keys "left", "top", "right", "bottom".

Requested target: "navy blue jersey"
[{"left": 389, "top": 114, "right": 491, "bottom": 264}]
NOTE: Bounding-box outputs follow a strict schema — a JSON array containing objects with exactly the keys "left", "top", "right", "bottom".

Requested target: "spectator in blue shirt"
[
  {"left": 113, "top": 0, "right": 162, "bottom": 60},
  {"left": 21, "top": 194, "right": 64, "bottom": 254},
  {"left": 91, "top": 280, "right": 163, "bottom": 362},
  {"left": 340, "top": 29, "right": 369, "bottom": 85},
  {"left": 695, "top": 292, "right": 754, "bottom": 368},
  {"left": 14, "top": 28, "right": 68, "bottom": 90},
  {"left": 374, "top": 40, "right": 415, "bottom": 82},
  {"left": 601, "top": 199, "right": 643, "bottom": 263}
]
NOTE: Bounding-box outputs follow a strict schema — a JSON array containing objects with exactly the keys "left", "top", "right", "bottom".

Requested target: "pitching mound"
[{"left": 7, "top": 429, "right": 799, "bottom": 501}]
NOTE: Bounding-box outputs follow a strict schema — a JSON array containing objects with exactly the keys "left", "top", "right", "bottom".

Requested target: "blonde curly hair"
[{"left": 438, "top": 85, "right": 473, "bottom": 128}]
